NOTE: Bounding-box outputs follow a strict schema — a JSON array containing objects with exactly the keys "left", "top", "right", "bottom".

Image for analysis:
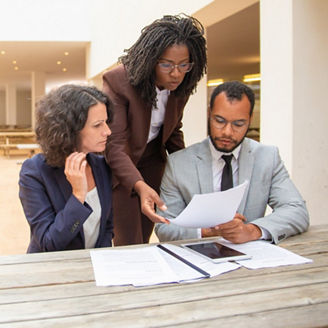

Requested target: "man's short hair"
[{"left": 210, "top": 81, "right": 255, "bottom": 115}]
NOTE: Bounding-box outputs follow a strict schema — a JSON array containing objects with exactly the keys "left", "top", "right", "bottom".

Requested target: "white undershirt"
[
  {"left": 83, "top": 187, "right": 101, "bottom": 249},
  {"left": 147, "top": 87, "right": 170, "bottom": 143}
]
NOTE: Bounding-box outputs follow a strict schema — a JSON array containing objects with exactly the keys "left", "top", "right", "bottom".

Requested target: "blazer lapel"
[
  {"left": 195, "top": 139, "right": 214, "bottom": 194},
  {"left": 88, "top": 154, "right": 109, "bottom": 234},
  {"left": 53, "top": 167, "right": 72, "bottom": 203},
  {"left": 238, "top": 138, "right": 254, "bottom": 213},
  {"left": 162, "top": 94, "right": 177, "bottom": 143}
]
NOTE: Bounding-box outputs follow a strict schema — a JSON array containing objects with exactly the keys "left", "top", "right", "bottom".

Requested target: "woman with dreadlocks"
[{"left": 103, "top": 14, "right": 207, "bottom": 246}]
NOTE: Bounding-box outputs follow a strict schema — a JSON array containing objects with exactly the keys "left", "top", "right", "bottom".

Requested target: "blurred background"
[{"left": 0, "top": 0, "right": 327, "bottom": 254}]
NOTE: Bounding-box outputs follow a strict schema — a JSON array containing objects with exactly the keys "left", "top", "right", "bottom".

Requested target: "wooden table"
[{"left": 1, "top": 225, "right": 328, "bottom": 327}]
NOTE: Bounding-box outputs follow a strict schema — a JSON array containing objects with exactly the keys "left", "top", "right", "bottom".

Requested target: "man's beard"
[{"left": 208, "top": 121, "right": 249, "bottom": 153}]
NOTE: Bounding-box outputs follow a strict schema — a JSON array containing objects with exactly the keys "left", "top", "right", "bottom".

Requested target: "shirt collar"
[
  {"left": 156, "top": 87, "right": 170, "bottom": 97},
  {"left": 208, "top": 136, "right": 242, "bottom": 161}
]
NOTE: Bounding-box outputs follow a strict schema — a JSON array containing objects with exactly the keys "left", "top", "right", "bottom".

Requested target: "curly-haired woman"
[
  {"left": 103, "top": 14, "right": 207, "bottom": 245},
  {"left": 19, "top": 85, "right": 114, "bottom": 253}
]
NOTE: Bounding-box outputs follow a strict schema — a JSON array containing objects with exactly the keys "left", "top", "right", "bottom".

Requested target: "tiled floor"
[
  {"left": 0, "top": 153, "right": 158, "bottom": 256},
  {"left": 0, "top": 155, "right": 30, "bottom": 255}
]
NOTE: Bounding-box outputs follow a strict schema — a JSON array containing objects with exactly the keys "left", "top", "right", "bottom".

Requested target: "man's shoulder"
[
  {"left": 169, "top": 139, "right": 208, "bottom": 161},
  {"left": 243, "top": 138, "right": 278, "bottom": 154}
]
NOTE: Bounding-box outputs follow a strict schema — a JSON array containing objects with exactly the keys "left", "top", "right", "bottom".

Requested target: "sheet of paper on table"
[
  {"left": 90, "top": 245, "right": 240, "bottom": 287},
  {"left": 218, "top": 238, "right": 313, "bottom": 269},
  {"left": 168, "top": 180, "right": 248, "bottom": 228},
  {"left": 90, "top": 238, "right": 312, "bottom": 287}
]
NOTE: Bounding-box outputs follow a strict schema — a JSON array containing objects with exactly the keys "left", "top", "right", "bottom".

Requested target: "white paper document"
[
  {"left": 90, "top": 247, "right": 178, "bottom": 287},
  {"left": 218, "top": 239, "right": 313, "bottom": 269},
  {"left": 90, "top": 245, "right": 240, "bottom": 287},
  {"left": 90, "top": 238, "right": 311, "bottom": 287},
  {"left": 168, "top": 180, "right": 248, "bottom": 228}
]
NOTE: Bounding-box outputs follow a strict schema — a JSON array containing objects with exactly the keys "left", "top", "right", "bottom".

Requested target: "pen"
[{"left": 157, "top": 244, "right": 210, "bottom": 278}]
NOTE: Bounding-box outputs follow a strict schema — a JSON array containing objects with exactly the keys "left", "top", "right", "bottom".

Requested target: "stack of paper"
[{"left": 90, "top": 239, "right": 312, "bottom": 287}]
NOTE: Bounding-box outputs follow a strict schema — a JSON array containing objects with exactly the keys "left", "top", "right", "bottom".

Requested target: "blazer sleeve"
[
  {"left": 103, "top": 69, "right": 143, "bottom": 191},
  {"left": 19, "top": 158, "right": 93, "bottom": 252},
  {"left": 155, "top": 155, "right": 199, "bottom": 242},
  {"left": 247, "top": 147, "right": 310, "bottom": 244}
]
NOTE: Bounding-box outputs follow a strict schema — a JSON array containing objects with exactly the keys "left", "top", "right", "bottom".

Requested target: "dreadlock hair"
[{"left": 119, "top": 13, "right": 207, "bottom": 107}]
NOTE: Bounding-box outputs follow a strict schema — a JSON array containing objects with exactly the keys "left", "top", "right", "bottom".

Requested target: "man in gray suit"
[{"left": 155, "top": 81, "right": 309, "bottom": 244}]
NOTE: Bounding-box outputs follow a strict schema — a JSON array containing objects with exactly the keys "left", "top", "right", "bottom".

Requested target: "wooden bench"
[
  {"left": 0, "top": 143, "right": 40, "bottom": 157},
  {"left": 0, "top": 132, "right": 39, "bottom": 157}
]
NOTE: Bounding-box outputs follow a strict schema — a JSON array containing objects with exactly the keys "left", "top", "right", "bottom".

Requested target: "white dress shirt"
[
  {"left": 147, "top": 87, "right": 170, "bottom": 143},
  {"left": 208, "top": 137, "right": 241, "bottom": 191}
]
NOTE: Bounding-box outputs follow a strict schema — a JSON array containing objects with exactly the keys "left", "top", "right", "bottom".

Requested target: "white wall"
[
  {"left": 260, "top": 0, "right": 293, "bottom": 170},
  {"left": 261, "top": 0, "right": 328, "bottom": 225},
  {"left": 0, "top": 0, "right": 90, "bottom": 41},
  {"left": 292, "top": 0, "right": 328, "bottom": 225},
  {"left": 182, "top": 77, "right": 208, "bottom": 146},
  {"left": 87, "top": 0, "right": 212, "bottom": 78}
]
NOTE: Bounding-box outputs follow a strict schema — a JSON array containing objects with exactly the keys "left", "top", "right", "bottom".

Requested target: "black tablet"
[{"left": 182, "top": 241, "right": 252, "bottom": 263}]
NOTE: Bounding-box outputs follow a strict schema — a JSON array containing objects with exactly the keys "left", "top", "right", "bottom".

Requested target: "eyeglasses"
[
  {"left": 210, "top": 116, "right": 248, "bottom": 132},
  {"left": 157, "top": 62, "right": 194, "bottom": 73}
]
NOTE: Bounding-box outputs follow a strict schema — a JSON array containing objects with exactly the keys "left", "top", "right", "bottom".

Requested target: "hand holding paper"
[{"left": 167, "top": 181, "right": 248, "bottom": 228}]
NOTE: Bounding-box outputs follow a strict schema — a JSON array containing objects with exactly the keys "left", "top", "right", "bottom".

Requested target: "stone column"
[{"left": 260, "top": 0, "right": 328, "bottom": 225}]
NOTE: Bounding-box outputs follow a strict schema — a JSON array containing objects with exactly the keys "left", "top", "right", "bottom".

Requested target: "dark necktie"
[{"left": 221, "top": 155, "right": 233, "bottom": 191}]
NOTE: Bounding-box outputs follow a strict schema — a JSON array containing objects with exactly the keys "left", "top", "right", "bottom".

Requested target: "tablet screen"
[{"left": 185, "top": 242, "right": 246, "bottom": 260}]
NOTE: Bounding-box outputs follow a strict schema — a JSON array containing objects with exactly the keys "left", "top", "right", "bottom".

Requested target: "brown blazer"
[{"left": 103, "top": 65, "right": 188, "bottom": 191}]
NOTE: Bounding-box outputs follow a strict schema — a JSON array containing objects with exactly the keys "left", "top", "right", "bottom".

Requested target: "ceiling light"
[
  {"left": 1, "top": 50, "right": 5, "bottom": 55},
  {"left": 12, "top": 60, "right": 17, "bottom": 64},
  {"left": 64, "top": 52, "right": 69, "bottom": 56},
  {"left": 243, "top": 73, "right": 261, "bottom": 82},
  {"left": 14, "top": 66, "right": 19, "bottom": 70},
  {"left": 57, "top": 61, "right": 62, "bottom": 65},
  {"left": 62, "top": 68, "right": 67, "bottom": 72},
  {"left": 207, "top": 78, "right": 224, "bottom": 87}
]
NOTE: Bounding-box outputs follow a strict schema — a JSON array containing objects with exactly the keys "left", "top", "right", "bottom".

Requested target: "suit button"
[
  {"left": 71, "top": 221, "right": 80, "bottom": 233},
  {"left": 278, "top": 234, "right": 285, "bottom": 241}
]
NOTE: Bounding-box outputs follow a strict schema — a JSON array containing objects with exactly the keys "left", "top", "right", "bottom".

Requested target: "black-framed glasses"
[
  {"left": 210, "top": 116, "right": 248, "bottom": 132},
  {"left": 157, "top": 62, "right": 194, "bottom": 73}
]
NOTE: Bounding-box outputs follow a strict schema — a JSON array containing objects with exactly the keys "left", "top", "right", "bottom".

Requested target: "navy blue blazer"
[{"left": 19, "top": 153, "right": 114, "bottom": 253}]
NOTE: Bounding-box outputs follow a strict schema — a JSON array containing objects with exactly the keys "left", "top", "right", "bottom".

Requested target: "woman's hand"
[
  {"left": 134, "top": 180, "right": 170, "bottom": 224},
  {"left": 64, "top": 152, "right": 88, "bottom": 203}
]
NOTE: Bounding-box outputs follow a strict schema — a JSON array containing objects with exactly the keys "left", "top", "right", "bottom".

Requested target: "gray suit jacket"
[{"left": 155, "top": 138, "right": 309, "bottom": 244}]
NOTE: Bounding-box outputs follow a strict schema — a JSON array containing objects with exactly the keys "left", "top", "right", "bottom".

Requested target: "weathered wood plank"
[
  {"left": 0, "top": 248, "right": 326, "bottom": 290},
  {"left": 1, "top": 262, "right": 327, "bottom": 305},
  {"left": 0, "top": 258, "right": 95, "bottom": 289},
  {"left": 162, "top": 302, "right": 328, "bottom": 328},
  {"left": 1, "top": 269, "right": 328, "bottom": 323},
  {"left": 1, "top": 284, "right": 328, "bottom": 327}
]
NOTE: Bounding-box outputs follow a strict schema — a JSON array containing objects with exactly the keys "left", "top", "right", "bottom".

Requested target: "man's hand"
[
  {"left": 216, "top": 213, "right": 261, "bottom": 243},
  {"left": 134, "top": 180, "right": 169, "bottom": 224}
]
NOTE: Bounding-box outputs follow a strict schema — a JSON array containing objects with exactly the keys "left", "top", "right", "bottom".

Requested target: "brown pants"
[{"left": 112, "top": 136, "right": 166, "bottom": 246}]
